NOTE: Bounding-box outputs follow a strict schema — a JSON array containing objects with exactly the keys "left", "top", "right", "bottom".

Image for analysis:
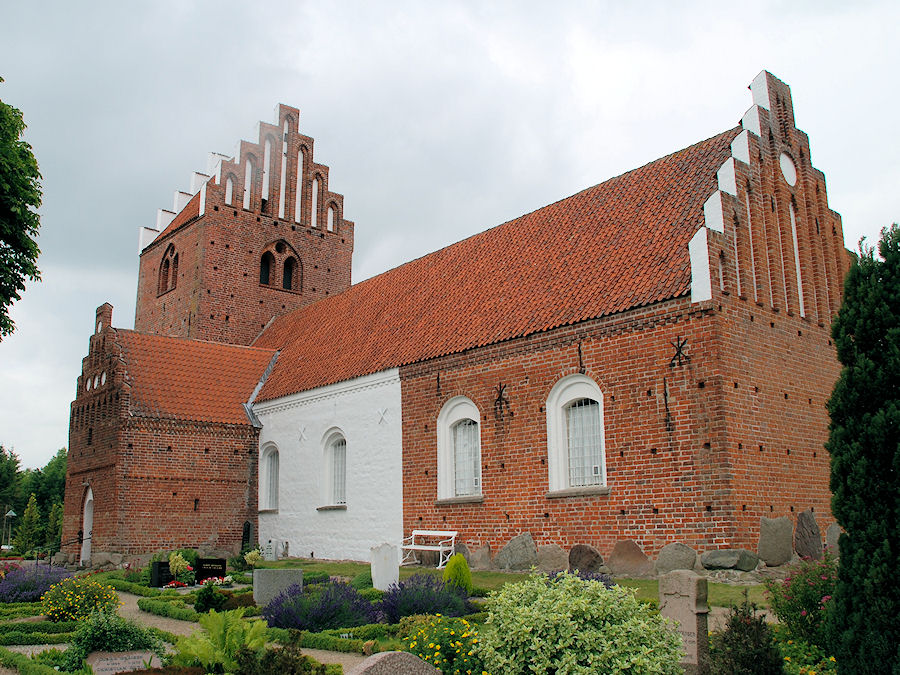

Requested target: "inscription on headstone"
[
  {"left": 263, "top": 540, "right": 277, "bottom": 562},
  {"left": 149, "top": 561, "right": 173, "bottom": 587},
  {"left": 659, "top": 570, "right": 709, "bottom": 675},
  {"left": 196, "top": 558, "right": 227, "bottom": 583},
  {"left": 85, "top": 651, "right": 159, "bottom": 675},
  {"left": 370, "top": 543, "right": 399, "bottom": 591}
]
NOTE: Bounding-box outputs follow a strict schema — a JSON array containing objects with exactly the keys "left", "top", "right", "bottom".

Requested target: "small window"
[
  {"left": 452, "top": 419, "right": 480, "bottom": 496},
  {"left": 157, "top": 245, "right": 178, "bottom": 296},
  {"left": 261, "top": 445, "right": 279, "bottom": 510},
  {"left": 437, "top": 396, "right": 482, "bottom": 499},
  {"left": 564, "top": 399, "right": 603, "bottom": 487},
  {"left": 260, "top": 252, "right": 275, "bottom": 285},
  {"left": 327, "top": 205, "right": 335, "bottom": 232},
  {"left": 330, "top": 437, "right": 347, "bottom": 505},
  {"left": 283, "top": 257, "right": 296, "bottom": 290},
  {"left": 225, "top": 176, "right": 234, "bottom": 205},
  {"left": 546, "top": 375, "right": 607, "bottom": 493}
]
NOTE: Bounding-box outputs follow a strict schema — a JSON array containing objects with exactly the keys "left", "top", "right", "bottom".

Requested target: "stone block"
[
  {"left": 659, "top": 570, "right": 709, "bottom": 674},
  {"left": 700, "top": 548, "right": 759, "bottom": 571},
  {"left": 253, "top": 568, "right": 303, "bottom": 607},
  {"left": 468, "top": 544, "right": 492, "bottom": 570},
  {"left": 656, "top": 542, "right": 698, "bottom": 575},
  {"left": 826, "top": 523, "right": 841, "bottom": 554},
  {"left": 109, "top": 553, "right": 124, "bottom": 566},
  {"left": 758, "top": 516, "right": 793, "bottom": 566},
  {"left": 346, "top": 651, "right": 440, "bottom": 674},
  {"left": 371, "top": 543, "right": 399, "bottom": 591},
  {"left": 537, "top": 544, "right": 568, "bottom": 572},
  {"left": 794, "top": 509, "right": 823, "bottom": 560},
  {"left": 52, "top": 552, "right": 68, "bottom": 566},
  {"left": 568, "top": 543, "right": 604, "bottom": 573},
  {"left": 607, "top": 540, "right": 654, "bottom": 577},
  {"left": 494, "top": 532, "right": 537, "bottom": 571},
  {"left": 91, "top": 552, "right": 111, "bottom": 567}
]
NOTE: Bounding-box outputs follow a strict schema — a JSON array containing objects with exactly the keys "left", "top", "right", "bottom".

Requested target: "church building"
[{"left": 62, "top": 71, "right": 850, "bottom": 566}]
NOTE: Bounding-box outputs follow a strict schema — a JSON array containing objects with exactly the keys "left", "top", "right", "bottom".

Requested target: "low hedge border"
[
  {"left": 0, "top": 646, "right": 88, "bottom": 675},
  {"left": 0, "top": 621, "right": 79, "bottom": 635},
  {"left": 0, "top": 602, "right": 43, "bottom": 619},
  {"left": 106, "top": 579, "right": 164, "bottom": 597},
  {"left": 0, "top": 631, "right": 71, "bottom": 645},
  {"left": 137, "top": 598, "right": 200, "bottom": 622}
]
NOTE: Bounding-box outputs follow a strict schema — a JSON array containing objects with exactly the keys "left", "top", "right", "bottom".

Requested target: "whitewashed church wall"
[{"left": 252, "top": 369, "right": 402, "bottom": 562}]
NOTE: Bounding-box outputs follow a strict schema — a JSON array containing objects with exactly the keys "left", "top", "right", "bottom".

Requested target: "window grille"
[
  {"left": 266, "top": 450, "right": 279, "bottom": 509},
  {"left": 332, "top": 439, "right": 346, "bottom": 504},
  {"left": 566, "top": 398, "right": 603, "bottom": 486},
  {"left": 453, "top": 419, "right": 480, "bottom": 496}
]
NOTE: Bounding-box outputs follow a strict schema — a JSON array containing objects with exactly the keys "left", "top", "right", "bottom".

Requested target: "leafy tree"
[
  {"left": 0, "top": 445, "right": 20, "bottom": 510},
  {"left": 12, "top": 492, "right": 41, "bottom": 555},
  {"left": 826, "top": 223, "right": 900, "bottom": 673},
  {"left": 0, "top": 76, "right": 42, "bottom": 339}
]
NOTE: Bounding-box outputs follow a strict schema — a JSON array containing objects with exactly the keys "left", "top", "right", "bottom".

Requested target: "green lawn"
[{"left": 256, "top": 558, "right": 768, "bottom": 607}]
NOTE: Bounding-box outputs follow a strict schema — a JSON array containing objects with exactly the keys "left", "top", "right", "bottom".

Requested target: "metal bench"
[{"left": 400, "top": 529, "right": 458, "bottom": 569}]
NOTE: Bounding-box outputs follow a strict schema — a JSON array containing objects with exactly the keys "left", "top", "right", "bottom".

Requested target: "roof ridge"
[{"left": 117, "top": 327, "right": 277, "bottom": 353}]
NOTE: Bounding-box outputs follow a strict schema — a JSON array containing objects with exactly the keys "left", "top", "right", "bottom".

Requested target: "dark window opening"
[
  {"left": 260, "top": 252, "right": 275, "bottom": 285},
  {"left": 283, "top": 257, "right": 296, "bottom": 290}
]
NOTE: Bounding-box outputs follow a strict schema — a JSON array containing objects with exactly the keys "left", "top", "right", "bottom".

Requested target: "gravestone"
[
  {"left": 825, "top": 523, "right": 841, "bottom": 554},
  {"left": 241, "top": 521, "right": 252, "bottom": 551},
  {"left": 195, "top": 558, "right": 227, "bottom": 583},
  {"left": 370, "top": 543, "right": 399, "bottom": 591},
  {"left": 253, "top": 568, "right": 303, "bottom": 607},
  {"left": 263, "top": 540, "right": 277, "bottom": 562},
  {"left": 794, "top": 509, "right": 823, "bottom": 560},
  {"left": 494, "top": 532, "right": 538, "bottom": 571},
  {"left": 149, "top": 561, "right": 173, "bottom": 587},
  {"left": 537, "top": 544, "right": 568, "bottom": 572},
  {"left": 85, "top": 651, "right": 160, "bottom": 675},
  {"left": 758, "top": 516, "right": 793, "bottom": 566},
  {"left": 346, "top": 650, "right": 440, "bottom": 674},
  {"left": 607, "top": 540, "right": 654, "bottom": 577},
  {"left": 700, "top": 548, "right": 759, "bottom": 571},
  {"left": 659, "top": 570, "right": 709, "bottom": 674},
  {"left": 656, "top": 542, "right": 698, "bottom": 575},
  {"left": 568, "top": 543, "right": 604, "bottom": 573}
]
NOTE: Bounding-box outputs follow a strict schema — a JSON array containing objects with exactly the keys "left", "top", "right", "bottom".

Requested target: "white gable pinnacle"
[
  {"left": 689, "top": 228, "right": 712, "bottom": 303},
  {"left": 731, "top": 130, "right": 751, "bottom": 165},
  {"left": 703, "top": 191, "right": 726, "bottom": 233}
]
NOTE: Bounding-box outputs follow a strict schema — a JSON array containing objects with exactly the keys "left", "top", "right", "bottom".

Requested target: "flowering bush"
[
  {"left": 0, "top": 565, "right": 71, "bottom": 603},
  {"left": 41, "top": 575, "right": 120, "bottom": 621},
  {"left": 0, "top": 561, "right": 21, "bottom": 580},
  {"left": 772, "top": 624, "right": 837, "bottom": 675},
  {"left": 164, "top": 580, "right": 188, "bottom": 589},
  {"left": 380, "top": 574, "right": 469, "bottom": 624},
  {"left": 243, "top": 549, "right": 262, "bottom": 568},
  {"left": 401, "top": 614, "right": 484, "bottom": 675},
  {"left": 766, "top": 553, "right": 837, "bottom": 649},
  {"left": 169, "top": 552, "right": 195, "bottom": 585},
  {"left": 477, "top": 571, "right": 682, "bottom": 674},
  {"left": 263, "top": 582, "right": 376, "bottom": 631},
  {"left": 204, "top": 575, "right": 233, "bottom": 586}
]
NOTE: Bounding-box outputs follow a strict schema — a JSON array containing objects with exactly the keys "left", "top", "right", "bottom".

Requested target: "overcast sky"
[{"left": 1, "top": 1, "right": 897, "bottom": 469}]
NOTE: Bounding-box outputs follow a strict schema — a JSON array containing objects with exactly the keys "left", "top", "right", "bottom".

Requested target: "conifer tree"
[
  {"left": 12, "top": 493, "right": 41, "bottom": 555},
  {"left": 45, "top": 501, "right": 63, "bottom": 552},
  {"left": 826, "top": 223, "right": 900, "bottom": 673}
]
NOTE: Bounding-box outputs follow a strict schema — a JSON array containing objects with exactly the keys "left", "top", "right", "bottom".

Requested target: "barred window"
[
  {"left": 437, "top": 396, "right": 482, "bottom": 500},
  {"left": 331, "top": 438, "right": 347, "bottom": 505},
  {"left": 546, "top": 375, "right": 607, "bottom": 493},
  {"left": 453, "top": 419, "right": 480, "bottom": 496},
  {"left": 565, "top": 399, "right": 603, "bottom": 487}
]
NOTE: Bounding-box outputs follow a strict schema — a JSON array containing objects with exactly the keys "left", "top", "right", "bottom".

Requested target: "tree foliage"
[
  {"left": 0, "top": 76, "right": 42, "bottom": 338},
  {"left": 826, "top": 223, "right": 900, "bottom": 673},
  {"left": 12, "top": 492, "right": 41, "bottom": 554}
]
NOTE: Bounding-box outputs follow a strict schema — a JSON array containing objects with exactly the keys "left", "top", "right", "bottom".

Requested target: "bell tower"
[{"left": 134, "top": 104, "right": 354, "bottom": 346}]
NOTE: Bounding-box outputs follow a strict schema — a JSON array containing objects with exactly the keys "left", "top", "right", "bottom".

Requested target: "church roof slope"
[
  {"left": 115, "top": 330, "right": 277, "bottom": 424},
  {"left": 255, "top": 127, "right": 739, "bottom": 402}
]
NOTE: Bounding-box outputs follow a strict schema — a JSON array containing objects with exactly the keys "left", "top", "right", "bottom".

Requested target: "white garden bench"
[{"left": 400, "top": 529, "right": 458, "bottom": 569}]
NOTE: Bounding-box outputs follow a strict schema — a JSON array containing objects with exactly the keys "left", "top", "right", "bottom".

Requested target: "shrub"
[
  {"left": 173, "top": 548, "right": 199, "bottom": 567},
  {"left": 709, "top": 593, "right": 784, "bottom": 675},
  {"left": 765, "top": 554, "right": 837, "bottom": 648},
  {"left": 0, "top": 562, "right": 21, "bottom": 580},
  {"left": 379, "top": 574, "right": 469, "bottom": 624},
  {"left": 304, "top": 571, "right": 330, "bottom": 585},
  {"left": 358, "top": 587, "right": 384, "bottom": 602},
  {"left": 546, "top": 567, "right": 614, "bottom": 588},
  {"left": 0, "top": 565, "right": 71, "bottom": 603},
  {"left": 138, "top": 597, "right": 200, "bottom": 622},
  {"left": 350, "top": 570, "right": 373, "bottom": 589},
  {"left": 221, "top": 589, "right": 256, "bottom": 611},
  {"left": 168, "top": 552, "right": 195, "bottom": 585},
  {"left": 401, "top": 614, "right": 484, "bottom": 675},
  {"left": 41, "top": 575, "right": 119, "bottom": 621},
  {"left": 243, "top": 549, "right": 262, "bottom": 568},
  {"left": 263, "top": 582, "right": 377, "bottom": 631},
  {"left": 228, "top": 553, "right": 248, "bottom": 572},
  {"left": 173, "top": 608, "right": 268, "bottom": 673},
  {"left": 60, "top": 610, "right": 164, "bottom": 671},
  {"left": 234, "top": 643, "right": 330, "bottom": 674},
  {"left": 193, "top": 582, "right": 226, "bottom": 614},
  {"left": 442, "top": 554, "right": 473, "bottom": 595},
  {"left": 477, "top": 571, "right": 682, "bottom": 674}
]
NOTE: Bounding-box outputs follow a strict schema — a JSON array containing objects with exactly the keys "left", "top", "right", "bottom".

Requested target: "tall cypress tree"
[{"left": 826, "top": 223, "right": 900, "bottom": 673}]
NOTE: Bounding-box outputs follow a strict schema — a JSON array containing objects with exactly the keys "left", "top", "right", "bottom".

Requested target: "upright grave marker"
[{"left": 659, "top": 569, "right": 709, "bottom": 674}]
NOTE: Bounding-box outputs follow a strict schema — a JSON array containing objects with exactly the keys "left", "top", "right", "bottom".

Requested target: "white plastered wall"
[{"left": 253, "top": 369, "right": 402, "bottom": 562}]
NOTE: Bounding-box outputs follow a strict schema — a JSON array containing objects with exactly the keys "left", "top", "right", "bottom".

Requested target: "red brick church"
[{"left": 62, "top": 71, "right": 850, "bottom": 566}]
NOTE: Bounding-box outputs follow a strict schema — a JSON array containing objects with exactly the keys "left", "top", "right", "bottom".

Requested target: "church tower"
[{"left": 134, "top": 104, "right": 354, "bottom": 346}]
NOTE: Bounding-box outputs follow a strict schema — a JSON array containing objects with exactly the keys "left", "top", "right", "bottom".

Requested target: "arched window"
[
  {"left": 327, "top": 205, "right": 335, "bottom": 232},
  {"left": 157, "top": 245, "right": 177, "bottom": 296},
  {"left": 283, "top": 257, "right": 297, "bottom": 291},
  {"left": 311, "top": 175, "right": 319, "bottom": 228},
  {"left": 325, "top": 434, "right": 347, "bottom": 505},
  {"left": 546, "top": 374, "right": 607, "bottom": 494},
  {"left": 260, "top": 445, "right": 279, "bottom": 510},
  {"left": 260, "top": 252, "right": 275, "bottom": 285},
  {"left": 437, "top": 396, "right": 482, "bottom": 500},
  {"left": 262, "top": 138, "right": 272, "bottom": 203},
  {"left": 294, "top": 149, "right": 305, "bottom": 224},
  {"left": 225, "top": 176, "right": 234, "bottom": 206},
  {"left": 158, "top": 258, "right": 169, "bottom": 295}
]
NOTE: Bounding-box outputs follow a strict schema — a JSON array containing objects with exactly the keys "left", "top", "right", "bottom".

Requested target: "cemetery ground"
[{"left": 0, "top": 554, "right": 832, "bottom": 674}]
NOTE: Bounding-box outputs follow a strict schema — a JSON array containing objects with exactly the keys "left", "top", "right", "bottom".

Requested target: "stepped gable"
[
  {"left": 254, "top": 126, "right": 740, "bottom": 402},
  {"left": 115, "top": 330, "right": 276, "bottom": 424}
]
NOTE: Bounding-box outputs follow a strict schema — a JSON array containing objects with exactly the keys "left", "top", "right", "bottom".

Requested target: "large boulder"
[
  {"left": 568, "top": 544, "right": 604, "bottom": 573},
  {"left": 467, "top": 544, "right": 492, "bottom": 571},
  {"left": 346, "top": 651, "right": 439, "bottom": 675},
  {"left": 794, "top": 510, "right": 823, "bottom": 560},
  {"left": 825, "top": 523, "right": 841, "bottom": 555},
  {"left": 655, "top": 542, "right": 698, "bottom": 575},
  {"left": 700, "top": 549, "right": 759, "bottom": 571},
  {"left": 757, "top": 516, "right": 793, "bottom": 566},
  {"left": 90, "top": 552, "right": 111, "bottom": 567},
  {"left": 607, "top": 540, "right": 654, "bottom": 577},
  {"left": 537, "top": 544, "right": 568, "bottom": 572},
  {"left": 494, "top": 532, "right": 538, "bottom": 571}
]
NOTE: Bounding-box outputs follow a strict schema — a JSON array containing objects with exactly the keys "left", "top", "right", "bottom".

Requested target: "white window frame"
[
  {"left": 546, "top": 374, "right": 608, "bottom": 495},
  {"left": 437, "top": 396, "right": 482, "bottom": 500},
  {"left": 321, "top": 428, "right": 348, "bottom": 507},
  {"left": 260, "top": 443, "right": 279, "bottom": 511}
]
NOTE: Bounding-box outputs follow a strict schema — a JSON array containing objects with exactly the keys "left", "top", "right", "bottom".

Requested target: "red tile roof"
[
  {"left": 115, "top": 329, "right": 276, "bottom": 424},
  {"left": 254, "top": 127, "right": 740, "bottom": 402}
]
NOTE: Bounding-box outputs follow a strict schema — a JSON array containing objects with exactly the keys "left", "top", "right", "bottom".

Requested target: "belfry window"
[
  {"left": 260, "top": 252, "right": 275, "bottom": 285},
  {"left": 283, "top": 257, "right": 297, "bottom": 290},
  {"left": 157, "top": 245, "right": 178, "bottom": 296}
]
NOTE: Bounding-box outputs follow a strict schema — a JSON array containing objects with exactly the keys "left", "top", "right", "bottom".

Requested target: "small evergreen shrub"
[
  {"left": 303, "top": 571, "right": 330, "bottom": 585},
  {"left": 401, "top": 614, "right": 484, "bottom": 675},
  {"left": 234, "top": 643, "right": 330, "bottom": 674},
  {"left": 379, "top": 574, "right": 469, "bottom": 623},
  {"left": 194, "top": 581, "right": 226, "bottom": 613},
  {"left": 477, "top": 571, "right": 682, "bottom": 674},
  {"left": 41, "top": 576, "right": 119, "bottom": 621},
  {"left": 350, "top": 570, "right": 373, "bottom": 589},
  {"left": 263, "top": 582, "right": 377, "bottom": 631},
  {"left": 358, "top": 587, "right": 384, "bottom": 602},
  {"left": 61, "top": 611, "right": 163, "bottom": 671},
  {"left": 709, "top": 594, "right": 784, "bottom": 675},
  {"left": 0, "top": 565, "right": 71, "bottom": 603},
  {"left": 766, "top": 554, "right": 837, "bottom": 649},
  {"left": 221, "top": 588, "right": 257, "bottom": 611},
  {"left": 442, "top": 554, "right": 473, "bottom": 595}
]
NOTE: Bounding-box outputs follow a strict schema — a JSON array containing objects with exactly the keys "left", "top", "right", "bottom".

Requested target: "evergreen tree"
[
  {"left": 826, "top": 223, "right": 900, "bottom": 673},
  {"left": 12, "top": 492, "right": 41, "bottom": 555},
  {"left": 45, "top": 501, "right": 63, "bottom": 552}
]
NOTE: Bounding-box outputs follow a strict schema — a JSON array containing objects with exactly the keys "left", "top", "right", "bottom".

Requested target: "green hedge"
[
  {"left": 297, "top": 631, "right": 368, "bottom": 654},
  {"left": 0, "top": 646, "right": 90, "bottom": 674},
  {"left": 0, "top": 631, "right": 72, "bottom": 645},
  {"left": 0, "top": 620, "right": 79, "bottom": 634},
  {"left": 106, "top": 578, "right": 163, "bottom": 597},
  {"left": 137, "top": 597, "right": 200, "bottom": 622},
  {"left": 0, "top": 602, "right": 43, "bottom": 619},
  {"left": 320, "top": 623, "right": 397, "bottom": 640}
]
